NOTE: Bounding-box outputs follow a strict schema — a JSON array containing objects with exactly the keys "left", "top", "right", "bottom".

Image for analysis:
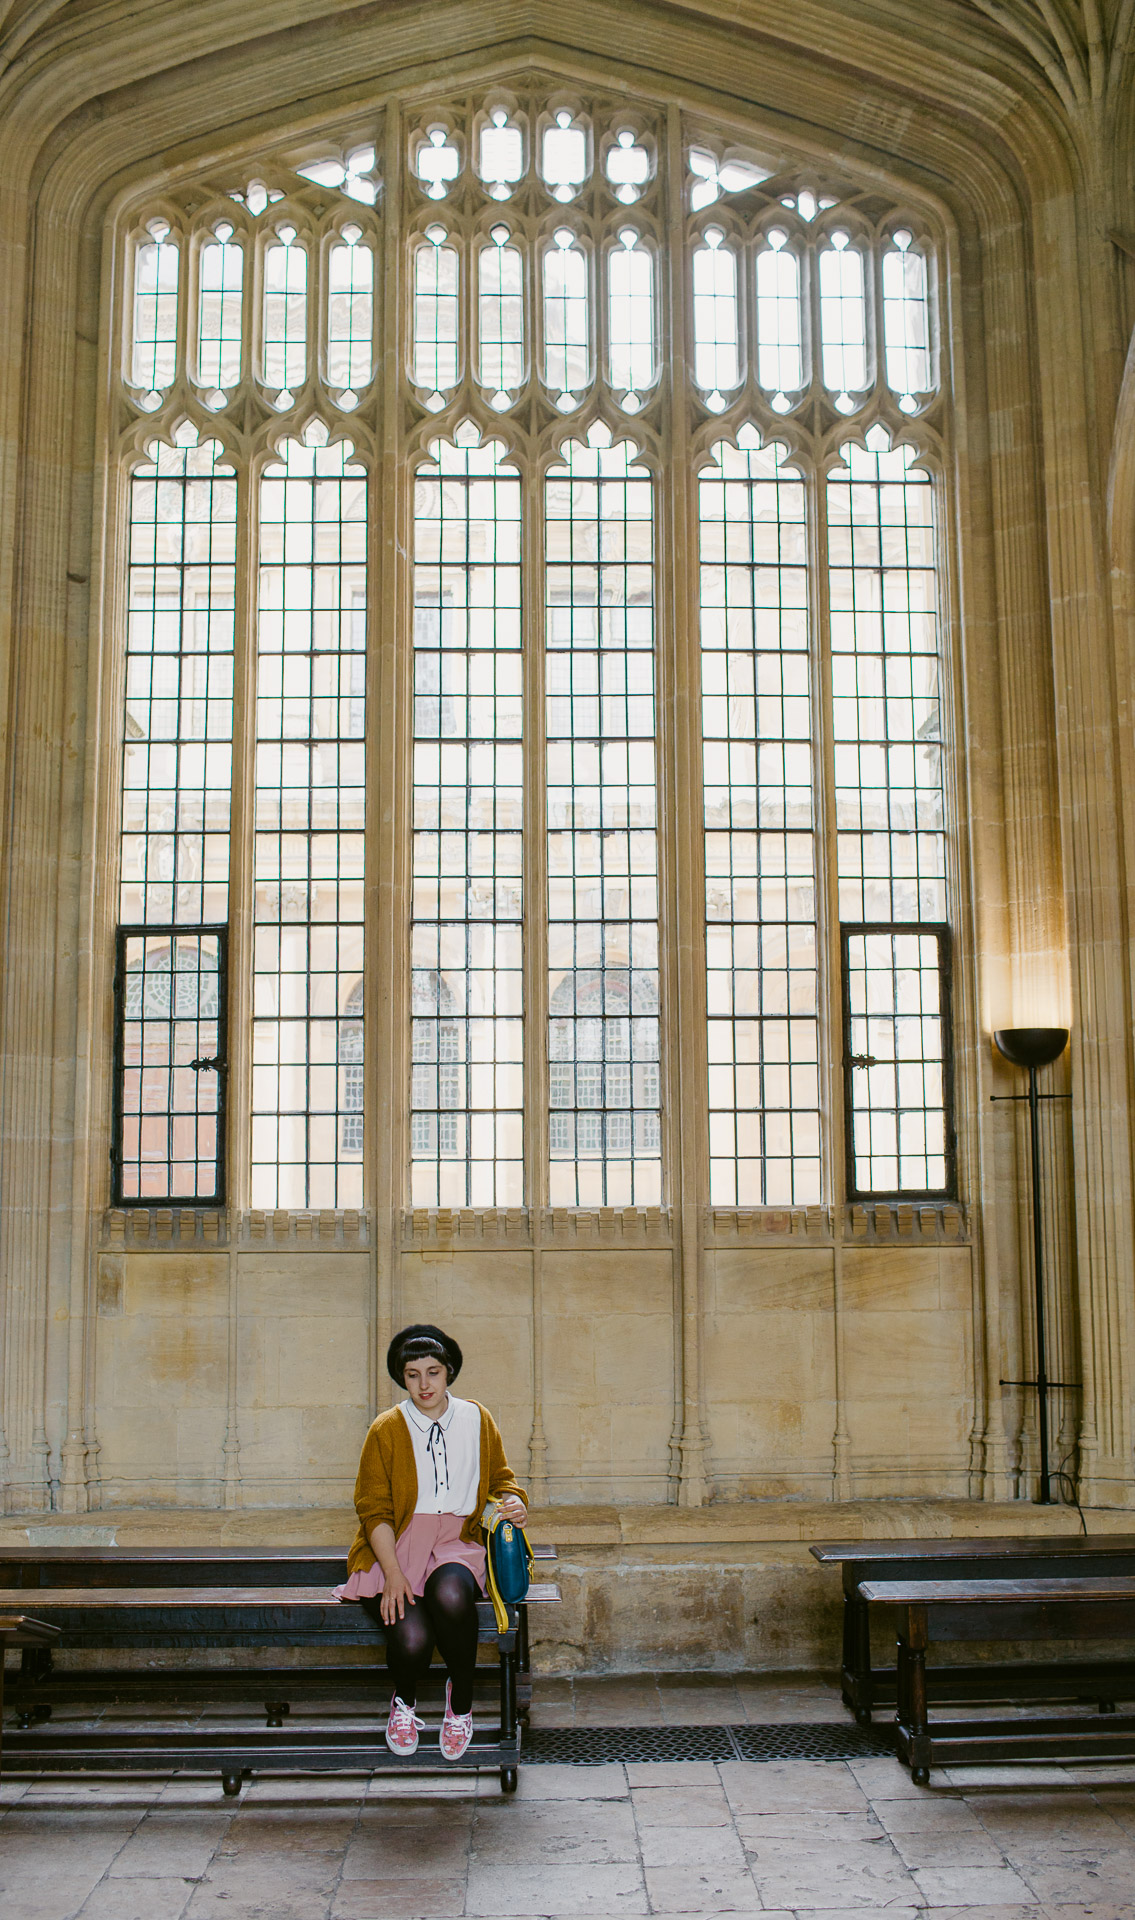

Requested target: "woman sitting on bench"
[{"left": 336, "top": 1323, "right": 528, "bottom": 1760}]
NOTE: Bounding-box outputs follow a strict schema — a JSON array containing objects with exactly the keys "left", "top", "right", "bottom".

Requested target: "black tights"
[{"left": 362, "top": 1563, "right": 480, "bottom": 1716}]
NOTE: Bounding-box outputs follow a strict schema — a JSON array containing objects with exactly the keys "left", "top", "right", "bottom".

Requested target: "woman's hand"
[
  {"left": 498, "top": 1495, "right": 527, "bottom": 1525},
  {"left": 379, "top": 1566, "right": 416, "bottom": 1624}
]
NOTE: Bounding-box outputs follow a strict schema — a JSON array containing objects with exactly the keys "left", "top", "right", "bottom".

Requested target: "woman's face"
[{"left": 403, "top": 1355, "right": 449, "bottom": 1416}]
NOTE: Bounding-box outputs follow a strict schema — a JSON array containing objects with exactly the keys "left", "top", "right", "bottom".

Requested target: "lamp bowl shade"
[{"left": 993, "top": 1027, "right": 1069, "bottom": 1069}]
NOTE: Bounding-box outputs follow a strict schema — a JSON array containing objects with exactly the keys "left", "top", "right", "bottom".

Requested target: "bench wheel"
[
  {"left": 221, "top": 1770, "right": 242, "bottom": 1797},
  {"left": 912, "top": 1766, "right": 930, "bottom": 1787},
  {"left": 500, "top": 1767, "right": 518, "bottom": 1794}
]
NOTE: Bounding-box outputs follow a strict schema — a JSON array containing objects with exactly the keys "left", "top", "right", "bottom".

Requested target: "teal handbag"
[{"left": 482, "top": 1502, "right": 533, "bottom": 1630}]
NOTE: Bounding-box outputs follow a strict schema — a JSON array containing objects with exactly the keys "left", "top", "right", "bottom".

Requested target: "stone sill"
[{"left": 2, "top": 1496, "right": 1122, "bottom": 1552}]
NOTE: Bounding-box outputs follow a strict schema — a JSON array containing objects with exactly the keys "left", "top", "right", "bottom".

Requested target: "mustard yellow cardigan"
[{"left": 346, "top": 1400, "right": 528, "bottom": 1575}]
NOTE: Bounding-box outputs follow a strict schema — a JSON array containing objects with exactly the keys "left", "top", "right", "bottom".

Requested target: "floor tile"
[
  {"left": 746, "top": 1834, "right": 919, "bottom": 1910},
  {"left": 720, "top": 1759, "right": 870, "bottom": 1815},
  {"left": 638, "top": 1824, "right": 748, "bottom": 1868},
  {"left": 625, "top": 1762, "right": 722, "bottom": 1787},
  {"left": 78, "top": 1876, "right": 197, "bottom": 1919},
  {"left": 464, "top": 1860, "right": 648, "bottom": 1914},
  {"left": 108, "top": 1813, "right": 230, "bottom": 1878},
  {"left": 1011, "top": 1849, "right": 1135, "bottom": 1905},
  {"left": 889, "top": 1828, "right": 1014, "bottom": 1869},
  {"left": 642, "top": 1863, "right": 761, "bottom": 1913},
  {"left": 913, "top": 1864, "right": 1041, "bottom": 1905},
  {"left": 494, "top": 1762, "right": 628, "bottom": 1799},
  {"left": 473, "top": 1795, "right": 638, "bottom": 1864},
  {"left": 735, "top": 1809, "right": 886, "bottom": 1843},
  {"left": 850, "top": 1754, "right": 953, "bottom": 1799},
  {"left": 340, "top": 1821, "right": 471, "bottom": 1877},
  {"left": 874, "top": 1796, "right": 991, "bottom": 1834},
  {"left": 630, "top": 1784, "right": 732, "bottom": 1825},
  {"left": 330, "top": 1876, "right": 466, "bottom": 1917}
]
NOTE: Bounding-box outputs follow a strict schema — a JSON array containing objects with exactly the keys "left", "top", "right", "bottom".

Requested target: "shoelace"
[{"left": 389, "top": 1696, "right": 424, "bottom": 1736}]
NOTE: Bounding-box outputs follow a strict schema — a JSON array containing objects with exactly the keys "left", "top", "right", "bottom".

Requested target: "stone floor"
[{"left": 4, "top": 1674, "right": 1135, "bottom": 1918}]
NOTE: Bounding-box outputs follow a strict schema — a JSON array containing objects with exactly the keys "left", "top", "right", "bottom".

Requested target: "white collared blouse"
[{"left": 399, "top": 1394, "right": 482, "bottom": 1516}]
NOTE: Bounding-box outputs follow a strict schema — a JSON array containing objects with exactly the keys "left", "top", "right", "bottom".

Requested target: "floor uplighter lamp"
[{"left": 992, "top": 1026, "right": 1072, "bottom": 1504}]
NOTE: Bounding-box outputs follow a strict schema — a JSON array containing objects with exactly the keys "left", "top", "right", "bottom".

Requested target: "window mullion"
[
  {"left": 811, "top": 460, "right": 844, "bottom": 1213},
  {"left": 524, "top": 453, "right": 549, "bottom": 1218},
  {"left": 226, "top": 447, "right": 259, "bottom": 1213},
  {"left": 373, "top": 98, "right": 407, "bottom": 1263},
  {"left": 662, "top": 97, "right": 711, "bottom": 1504}
]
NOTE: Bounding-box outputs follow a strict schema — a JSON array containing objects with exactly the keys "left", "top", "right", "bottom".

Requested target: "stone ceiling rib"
[{"left": 0, "top": 0, "right": 1087, "bottom": 175}]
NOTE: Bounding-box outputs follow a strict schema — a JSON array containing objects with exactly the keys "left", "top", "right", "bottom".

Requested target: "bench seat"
[
  {"left": 1, "top": 1545, "right": 556, "bottom": 1736},
  {"left": 0, "top": 1579, "right": 561, "bottom": 1794},
  {"left": 811, "top": 1536, "right": 1135, "bottom": 1722},
  {"left": 857, "top": 1574, "right": 1135, "bottom": 1782}
]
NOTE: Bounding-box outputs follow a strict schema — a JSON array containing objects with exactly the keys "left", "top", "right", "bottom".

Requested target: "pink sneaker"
[
  {"left": 385, "top": 1694, "right": 424, "bottom": 1756},
  {"left": 440, "top": 1679, "right": 473, "bottom": 1761}
]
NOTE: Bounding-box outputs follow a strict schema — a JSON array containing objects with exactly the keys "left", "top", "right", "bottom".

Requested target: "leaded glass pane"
[
  {"left": 411, "top": 435, "right": 524, "bottom": 1208},
  {"left": 700, "top": 437, "right": 819, "bottom": 1206},
  {"left": 121, "top": 437, "right": 236, "bottom": 927},
  {"left": 252, "top": 434, "right": 366, "bottom": 1210},
  {"left": 546, "top": 432, "right": 660, "bottom": 1207}
]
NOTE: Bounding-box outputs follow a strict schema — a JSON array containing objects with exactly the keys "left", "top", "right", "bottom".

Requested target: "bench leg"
[
  {"left": 517, "top": 1603, "right": 531, "bottom": 1725},
  {"left": 16, "top": 1645, "right": 53, "bottom": 1727},
  {"left": 264, "top": 1700, "right": 290, "bottom": 1727},
  {"left": 221, "top": 1770, "right": 242, "bottom": 1796},
  {"left": 903, "top": 1606, "right": 931, "bottom": 1786},
  {"left": 849, "top": 1594, "right": 873, "bottom": 1724},
  {"left": 499, "top": 1631, "right": 519, "bottom": 1794}
]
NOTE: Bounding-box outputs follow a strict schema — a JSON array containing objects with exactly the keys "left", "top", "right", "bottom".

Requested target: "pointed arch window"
[{"left": 110, "top": 87, "right": 954, "bottom": 1214}]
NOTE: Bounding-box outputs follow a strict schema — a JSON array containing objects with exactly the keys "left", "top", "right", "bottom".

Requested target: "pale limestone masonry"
[{"left": 1, "top": 2, "right": 1135, "bottom": 1668}]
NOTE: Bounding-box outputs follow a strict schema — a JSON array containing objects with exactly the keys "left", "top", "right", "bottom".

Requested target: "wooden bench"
[
  {"left": 0, "top": 1616, "right": 60, "bottom": 1775},
  {"left": 859, "top": 1575, "right": 1135, "bottom": 1783},
  {"left": 0, "top": 1543, "right": 556, "bottom": 1730},
  {"left": 0, "top": 1562, "right": 560, "bottom": 1795},
  {"left": 810, "top": 1536, "right": 1135, "bottom": 1722}
]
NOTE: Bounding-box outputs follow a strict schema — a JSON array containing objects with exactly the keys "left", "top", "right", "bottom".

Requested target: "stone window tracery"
[{"left": 108, "top": 78, "right": 954, "bottom": 1216}]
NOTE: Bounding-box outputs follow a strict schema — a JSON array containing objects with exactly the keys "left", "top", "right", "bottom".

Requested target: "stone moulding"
[
  {"left": 400, "top": 1206, "right": 675, "bottom": 1249},
  {"left": 706, "top": 1206, "right": 833, "bottom": 1244},
  {"left": 703, "top": 1202, "right": 968, "bottom": 1244},
  {"left": 844, "top": 1201, "right": 968, "bottom": 1244},
  {"left": 101, "top": 1208, "right": 372, "bottom": 1249}
]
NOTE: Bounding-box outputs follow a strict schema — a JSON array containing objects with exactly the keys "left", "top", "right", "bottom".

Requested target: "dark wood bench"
[
  {"left": 0, "top": 1615, "right": 60, "bottom": 1775},
  {"left": 810, "top": 1536, "right": 1135, "bottom": 1722},
  {"left": 0, "top": 1543, "right": 556, "bottom": 1730},
  {"left": 0, "top": 1554, "right": 560, "bottom": 1795},
  {"left": 860, "top": 1575, "right": 1135, "bottom": 1783}
]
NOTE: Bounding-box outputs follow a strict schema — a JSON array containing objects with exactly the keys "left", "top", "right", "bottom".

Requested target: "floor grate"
[{"left": 523, "top": 1722, "right": 895, "bottom": 1764}]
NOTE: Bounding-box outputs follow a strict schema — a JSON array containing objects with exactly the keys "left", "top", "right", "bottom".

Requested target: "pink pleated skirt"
[{"left": 334, "top": 1512, "right": 486, "bottom": 1602}]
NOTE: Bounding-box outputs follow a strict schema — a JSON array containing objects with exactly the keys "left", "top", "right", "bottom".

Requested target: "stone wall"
[{"left": 1, "top": 1, "right": 1134, "bottom": 1519}]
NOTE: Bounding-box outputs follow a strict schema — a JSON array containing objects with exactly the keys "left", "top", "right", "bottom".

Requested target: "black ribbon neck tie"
[{"left": 426, "top": 1419, "right": 448, "bottom": 1497}]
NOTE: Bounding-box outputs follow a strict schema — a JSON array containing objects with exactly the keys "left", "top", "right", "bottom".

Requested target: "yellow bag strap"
[
  {"left": 485, "top": 1529, "right": 510, "bottom": 1635},
  {"left": 481, "top": 1504, "right": 534, "bottom": 1635}
]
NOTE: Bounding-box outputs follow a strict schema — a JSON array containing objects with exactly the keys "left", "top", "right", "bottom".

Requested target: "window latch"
[
  {"left": 189, "top": 1056, "right": 223, "bottom": 1073},
  {"left": 848, "top": 1054, "right": 878, "bottom": 1069}
]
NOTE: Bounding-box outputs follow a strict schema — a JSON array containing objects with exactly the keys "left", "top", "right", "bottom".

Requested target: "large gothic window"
[{"left": 109, "top": 82, "right": 952, "bottom": 1213}]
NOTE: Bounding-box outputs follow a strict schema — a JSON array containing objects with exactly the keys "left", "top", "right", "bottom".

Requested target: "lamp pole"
[{"left": 992, "top": 1027, "right": 1070, "bottom": 1505}]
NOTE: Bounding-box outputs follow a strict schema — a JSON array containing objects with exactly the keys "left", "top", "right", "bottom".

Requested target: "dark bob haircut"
[{"left": 386, "top": 1323, "right": 463, "bottom": 1386}]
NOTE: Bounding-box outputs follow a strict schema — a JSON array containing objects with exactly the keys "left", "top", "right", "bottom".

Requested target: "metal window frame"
[
  {"left": 840, "top": 920, "right": 955, "bottom": 1202},
  {"left": 111, "top": 923, "right": 229, "bottom": 1208}
]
